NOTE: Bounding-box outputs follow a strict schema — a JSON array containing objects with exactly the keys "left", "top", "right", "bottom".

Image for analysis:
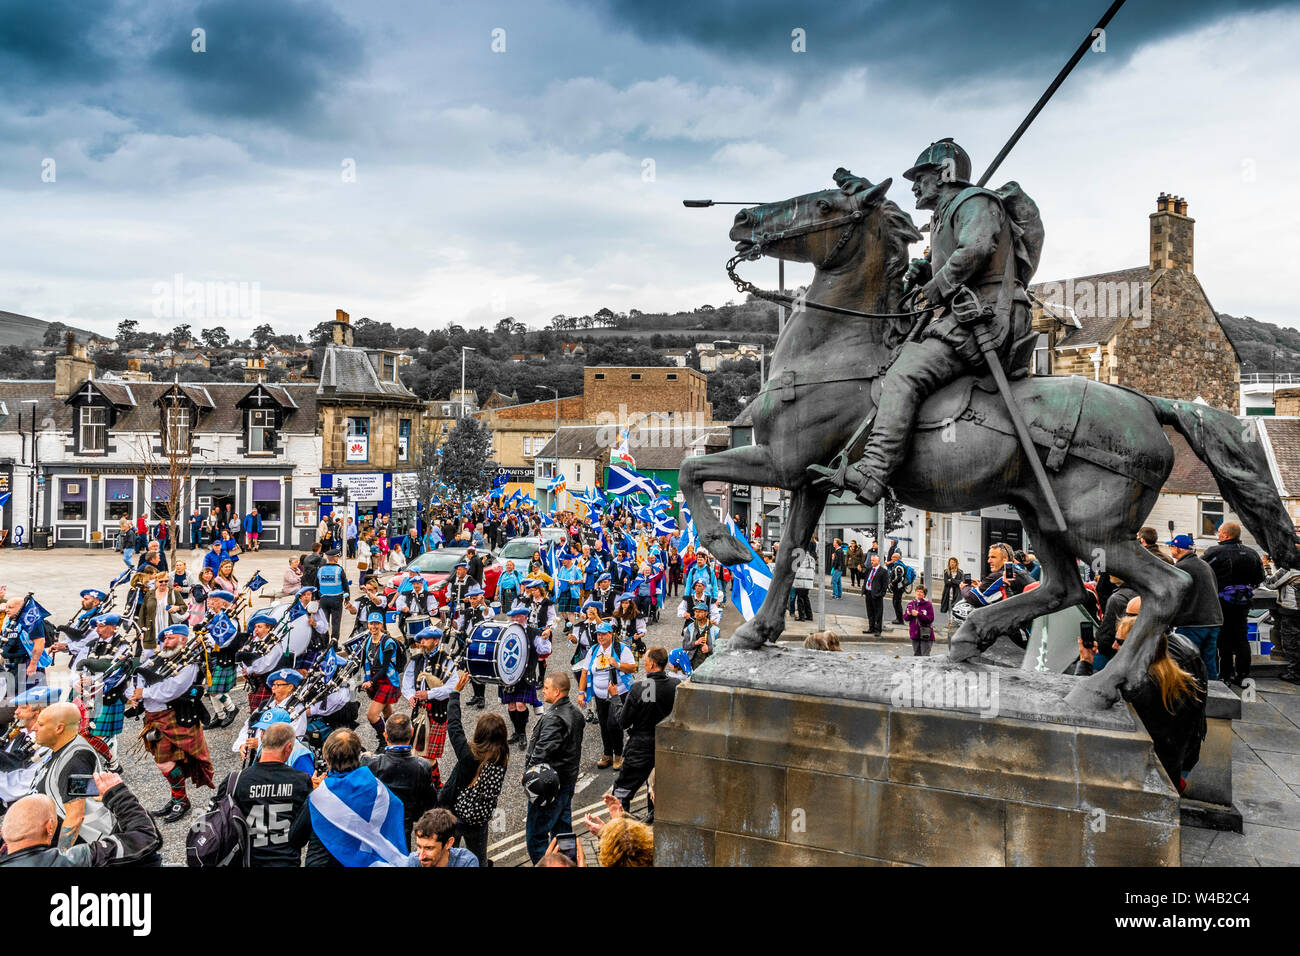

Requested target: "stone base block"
[{"left": 655, "top": 643, "right": 1181, "bottom": 866}]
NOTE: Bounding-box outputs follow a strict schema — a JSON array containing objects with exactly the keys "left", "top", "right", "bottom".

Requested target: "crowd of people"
[{"left": 0, "top": 494, "right": 732, "bottom": 868}]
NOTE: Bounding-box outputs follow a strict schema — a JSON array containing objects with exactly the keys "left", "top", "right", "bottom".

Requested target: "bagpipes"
[{"left": 237, "top": 594, "right": 304, "bottom": 661}]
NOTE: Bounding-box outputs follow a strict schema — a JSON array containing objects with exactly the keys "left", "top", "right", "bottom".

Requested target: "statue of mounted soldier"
[{"left": 678, "top": 136, "right": 1300, "bottom": 712}]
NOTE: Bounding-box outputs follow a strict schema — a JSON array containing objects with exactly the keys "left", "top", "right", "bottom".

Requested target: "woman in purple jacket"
[{"left": 905, "top": 585, "right": 936, "bottom": 657}]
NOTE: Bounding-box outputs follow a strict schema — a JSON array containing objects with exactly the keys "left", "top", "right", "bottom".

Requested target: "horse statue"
[{"left": 677, "top": 170, "right": 1300, "bottom": 711}]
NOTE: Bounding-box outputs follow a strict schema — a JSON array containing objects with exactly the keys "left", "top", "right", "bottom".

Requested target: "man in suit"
[{"left": 864, "top": 555, "right": 888, "bottom": 635}]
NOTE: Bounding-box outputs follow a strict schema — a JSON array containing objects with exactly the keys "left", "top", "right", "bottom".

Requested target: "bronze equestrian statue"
[{"left": 678, "top": 139, "right": 1300, "bottom": 711}]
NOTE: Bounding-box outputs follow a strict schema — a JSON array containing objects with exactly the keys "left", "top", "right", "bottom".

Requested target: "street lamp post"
[
  {"left": 538, "top": 386, "right": 559, "bottom": 510},
  {"left": 21, "top": 400, "right": 38, "bottom": 547},
  {"left": 460, "top": 346, "right": 476, "bottom": 418}
]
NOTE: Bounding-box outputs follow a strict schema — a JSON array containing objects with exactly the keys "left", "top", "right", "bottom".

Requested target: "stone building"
[
  {"left": 316, "top": 310, "right": 425, "bottom": 532},
  {"left": 1029, "top": 193, "right": 1240, "bottom": 412},
  {"left": 582, "top": 366, "right": 711, "bottom": 421}
]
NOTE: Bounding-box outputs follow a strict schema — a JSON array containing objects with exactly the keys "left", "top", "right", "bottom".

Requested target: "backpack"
[
  {"left": 902, "top": 563, "right": 916, "bottom": 588},
  {"left": 186, "top": 771, "right": 250, "bottom": 867}
]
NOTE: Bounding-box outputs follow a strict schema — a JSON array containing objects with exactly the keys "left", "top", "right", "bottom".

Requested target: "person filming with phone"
[
  {"left": 0, "top": 771, "right": 161, "bottom": 866},
  {"left": 963, "top": 543, "right": 1030, "bottom": 605}
]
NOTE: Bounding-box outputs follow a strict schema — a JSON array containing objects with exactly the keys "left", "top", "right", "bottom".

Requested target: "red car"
[{"left": 386, "top": 547, "right": 502, "bottom": 607}]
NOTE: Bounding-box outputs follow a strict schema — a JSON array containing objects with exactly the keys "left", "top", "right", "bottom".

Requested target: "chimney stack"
[
  {"left": 332, "top": 309, "right": 354, "bottom": 347},
  {"left": 53, "top": 331, "right": 95, "bottom": 398},
  {"left": 1150, "top": 192, "right": 1194, "bottom": 274}
]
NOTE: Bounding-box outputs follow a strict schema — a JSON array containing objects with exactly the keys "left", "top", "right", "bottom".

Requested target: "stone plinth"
[{"left": 655, "top": 644, "right": 1181, "bottom": 866}]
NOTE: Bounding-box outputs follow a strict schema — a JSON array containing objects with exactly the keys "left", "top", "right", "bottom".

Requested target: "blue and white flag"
[
  {"left": 653, "top": 513, "right": 677, "bottom": 537},
  {"left": 207, "top": 611, "right": 239, "bottom": 648},
  {"left": 675, "top": 504, "right": 699, "bottom": 553},
  {"left": 723, "top": 515, "right": 772, "bottom": 621},
  {"left": 246, "top": 572, "right": 269, "bottom": 593},
  {"left": 307, "top": 766, "right": 408, "bottom": 867},
  {"left": 605, "top": 464, "right": 658, "bottom": 498},
  {"left": 321, "top": 647, "right": 340, "bottom": 681},
  {"left": 539, "top": 512, "right": 554, "bottom": 527},
  {"left": 0, "top": 492, "right": 9, "bottom": 508},
  {"left": 15, "top": 596, "right": 52, "bottom": 667}
]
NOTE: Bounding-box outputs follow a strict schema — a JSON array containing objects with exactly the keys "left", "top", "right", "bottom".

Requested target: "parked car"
[
  {"left": 499, "top": 537, "right": 545, "bottom": 563},
  {"left": 387, "top": 547, "right": 503, "bottom": 606}
]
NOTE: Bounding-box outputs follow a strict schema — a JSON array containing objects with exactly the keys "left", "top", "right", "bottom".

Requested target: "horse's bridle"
[{"left": 726, "top": 206, "right": 929, "bottom": 321}]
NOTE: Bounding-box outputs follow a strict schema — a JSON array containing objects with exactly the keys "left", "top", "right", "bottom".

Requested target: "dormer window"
[
  {"left": 80, "top": 406, "right": 106, "bottom": 452},
  {"left": 163, "top": 404, "right": 191, "bottom": 454},
  {"left": 249, "top": 408, "right": 277, "bottom": 453},
  {"left": 383, "top": 354, "right": 397, "bottom": 381}
]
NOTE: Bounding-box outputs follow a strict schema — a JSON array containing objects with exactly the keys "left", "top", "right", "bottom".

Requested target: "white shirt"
[
  {"left": 136, "top": 650, "right": 200, "bottom": 713},
  {"left": 580, "top": 641, "right": 635, "bottom": 700},
  {"left": 400, "top": 657, "right": 459, "bottom": 701}
]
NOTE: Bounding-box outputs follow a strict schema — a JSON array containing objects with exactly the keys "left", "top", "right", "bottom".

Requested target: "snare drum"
[
  {"left": 465, "top": 620, "right": 528, "bottom": 686},
  {"left": 404, "top": 615, "right": 430, "bottom": 638}
]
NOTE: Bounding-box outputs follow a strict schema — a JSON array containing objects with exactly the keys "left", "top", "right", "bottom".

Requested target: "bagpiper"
[
  {"left": 401, "top": 625, "right": 458, "bottom": 789},
  {"left": 456, "top": 585, "right": 493, "bottom": 709}
]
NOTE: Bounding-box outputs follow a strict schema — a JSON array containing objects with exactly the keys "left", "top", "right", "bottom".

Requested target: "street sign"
[{"left": 310, "top": 487, "right": 348, "bottom": 501}]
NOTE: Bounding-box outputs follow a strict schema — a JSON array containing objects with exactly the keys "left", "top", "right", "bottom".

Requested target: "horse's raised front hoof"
[
  {"left": 1064, "top": 675, "right": 1117, "bottom": 712},
  {"left": 730, "top": 618, "right": 773, "bottom": 650},
  {"left": 701, "top": 532, "right": 753, "bottom": 567}
]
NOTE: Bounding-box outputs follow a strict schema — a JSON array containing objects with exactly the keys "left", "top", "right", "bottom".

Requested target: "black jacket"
[
  {"left": 362, "top": 747, "right": 436, "bottom": 839},
  {"left": 1122, "top": 633, "right": 1208, "bottom": 785},
  {"left": 526, "top": 698, "right": 584, "bottom": 789},
  {"left": 1202, "top": 539, "right": 1264, "bottom": 592},
  {"left": 1172, "top": 553, "right": 1225, "bottom": 628},
  {"left": 865, "top": 565, "right": 890, "bottom": 597},
  {"left": 618, "top": 672, "right": 677, "bottom": 740},
  {"left": 1097, "top": 585, "right": 1139, "bottom": 657},
  {"left": 0, "top": 784, "right": 161, "bottom": 867}
]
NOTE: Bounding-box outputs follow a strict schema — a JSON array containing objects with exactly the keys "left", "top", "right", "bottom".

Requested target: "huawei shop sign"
[{"left": 346, "top": 436, "right": 369, "bottom": 463}]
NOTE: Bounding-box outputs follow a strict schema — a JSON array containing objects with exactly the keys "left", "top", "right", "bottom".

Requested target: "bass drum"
[{"left": 465, "top": 621, "right": 528, "bottom": 686}]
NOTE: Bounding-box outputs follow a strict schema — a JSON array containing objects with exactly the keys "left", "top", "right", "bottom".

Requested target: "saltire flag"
[
  {"left": 0, "top": 493, "right": 9, "bottom": 508},
  {"left": 207, "top": 611, "right": 239, "bottom": 648},
  {"left": 596, "top": 524, "right": 610, "bottom": 554},
  {"left": 546, "top": 474, "right": 567, "bottom": 494},
  {"left": 611, "top": 425, "right": 636, "bottom": 469},
  {"left": 620, "top": 530, "right": 637, "bottom": 557},
  {"left": 15, "top": 596, "right": 52, "bottom": 667},
  {"left": 246, "top": 571, "right": 269, "bottom": 593},
  {"left": 675, "top": 504, "right": 699, "bottom": 552},
  {"left": 542, "top": 540, "right": 557, "bottom": 582},
  {"left": 605, "top": 464, "right": 658, "bottom": 498},
  {"left": 540, "top": 512, "right": 554, "bottom": 526},
  {"left": 723, "top": 515, "right": 772, "bottom": 621},
  {"left": 307, "top": 765, "right": 408, "bottom": 866},
  {"left": 110, "top": 566, "right": 135, "bottom": 589},
  {"left": 508, "top": 489, "right": 523, "bottom": 503},
  {"left": 653, "top": 513, "right": 677, "bottom": 537},
  {"left": 321, "top": 647, "right": 340, "bottom": 681},
  {"left": 488, "top": 485, "right": 506, "bottom": 499}
]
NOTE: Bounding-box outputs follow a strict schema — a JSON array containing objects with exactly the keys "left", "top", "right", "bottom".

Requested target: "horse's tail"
[{"left": 1146, "top": 395, "right": 1300, "bottom": 567}]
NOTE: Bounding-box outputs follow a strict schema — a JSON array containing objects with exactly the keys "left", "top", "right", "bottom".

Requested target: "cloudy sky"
[{"left": 2, "top": 0, "right": 1298, "bottom": 338}]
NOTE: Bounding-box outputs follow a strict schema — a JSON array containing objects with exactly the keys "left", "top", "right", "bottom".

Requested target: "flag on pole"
[
  {"left": 15, "top": 596, "right": 52, "bottom": 667},
  {"left": 723, "top": 515, "right": 772, "bottom": 621},
  {"left": 611, "top": 426, "right": 636, "bottom": 469},
  {"left": 246, "top": 572, "right": 269, "bottom": 593},
  {"left": 675, "top": 504, "right": 700, "bottom": 552}
]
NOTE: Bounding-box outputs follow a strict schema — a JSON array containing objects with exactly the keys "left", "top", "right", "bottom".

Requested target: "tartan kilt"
[
  {"left": 498, "top": 681, "right": 541, "bottom": 706},
  {"left": 556, "top": 591, "right": 580, "bottom": 614},
  {"left": 413, "top": 709, "right": 449, "bottom": 762},
  {"left": 207, "top": 661, "right": 238, "bottom": 694},
  {"left": 142, "top": 709, "right": 215, "bottom": 789},
  {"left": 368, "top": 678, "right": 401, "bottom": 706},
  {"left": 88, "top": 697, "right": 125, "bottom": 739},
  {"left": 246, "top": 674, "right": 272, "bottom": 713}
]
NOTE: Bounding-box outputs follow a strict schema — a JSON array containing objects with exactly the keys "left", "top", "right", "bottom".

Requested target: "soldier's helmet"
[{"left": 903, "top": 137, "right": 972, "bottom": 185}]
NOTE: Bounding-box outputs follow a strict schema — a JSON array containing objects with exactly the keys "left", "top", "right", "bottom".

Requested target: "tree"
[
  {"left": 252, "top": 323, "right": 275, "bottom": 349},
  {"left": 411, "top": 439, "right": 444, "bottom": 523},
  {"left": 307, "top": 321, "right": 335, "bottom": 347},
  {"left": 170, "top": 324, "right": 193, "bottom": 348},
  {"left": 41, "top": 322, "right": 70, "bottom": 348},
  {"left": 117, "top": 319, "right": 140, "bottom": 349},
  {"left": 0, "top": 345, "right": 43, "bottom": 378},
  {"left": 438, "top": 417, "right": 494, "bottom": 499},
  {"left": 881, "top": 491, "right": 906, "bottom": 535},
  {"left": 201, "top": 327, "right": 230, "bottom": 350}
]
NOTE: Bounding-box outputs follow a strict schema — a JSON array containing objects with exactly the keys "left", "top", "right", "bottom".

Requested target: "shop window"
[
  {"left": 248, "top": 408, "right": 277, "bottom": 453},
  {"left": 347, "top": 417, "right": 370, "bottom": 463},
  {"left": 151, "top": 479, "right": 175, "bottom": 522},
  {"left": 398, "top": 419, "right": 411, "bottom": 461},
  {"left": 251, "top": 479, "right": 282, "bottom": 522},
  {"left": 80, "top": 406, "right": 106, "bottom": 453},
  {"left": 105, "top": 478, "right": 134, "bottom": 520},
  {"left": 60, "top": 479, "right": 87, "bottom": 520}
]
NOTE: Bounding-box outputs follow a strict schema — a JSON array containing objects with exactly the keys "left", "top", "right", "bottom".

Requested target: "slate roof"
[
  {"left": 536, "top": 423, "right": 730, "bottom": 471},
  {"left": 1161, "top": 426, "right": 1218, "bottom": 495},
  {"left": 1258, "top": 417, "right": 1300, "bottom": 498},
  {"left": 317, "top": 344, "right": 418, "bottom": 400},
  {"left": 1030, "top": 266, "right": 1150, "bottom": 349},
  {"left": 0, "top": 379, "right": 318, "bottom": 434}
]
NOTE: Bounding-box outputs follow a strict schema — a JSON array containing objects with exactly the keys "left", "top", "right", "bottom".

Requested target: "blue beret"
[
  {"left": 466, "top": 586, "right": 484, "bottom": 597},
  {"left": 414, "top": 625, "right": 443, "bottom": 641},
  {"left": 159, "top": 623, "right": 190, "bottom": 640},
  {"left": 617, "top": 592, "right": 637, "bottom": 604},
  {"left": 91, "top": 613, "right": 122, "bottom": 628},
  {"left": 506, "top": 604, "right": 530, "bottom": 617},
  {"left": 694, "top": 601, "right": 712, "bottom": 611},
  {"left": 454, "top": 563, "right": 468, "bottom": 570},
  {"left": 560, "top": 554, "right": 573, "bottom": 562},
  {"left": 80, "top": 589, "right": 108, "bottom": 601},
  {"left": 596, "top": 572, "right": 611, "bottom": 583},
  {"left": 14, "top": 686, "right": 63, "bottom": 707},
  {"left": 596, "top": 621, "right": 613, "bottom": 633},
  {"left": 295, "top": 585, "right": 316, "bottom": 596},
  {"left": 248, "top": 611, "right": 277, "bottom": 628},
  {"left": 253, "top": 706, "right": 293, "bottom": 731},
  {"left": 580, "top": 600, "right": 601, "bottom": 612},
  {"left": 267, "top": 668, "right": 302, "bottom": 686},
  {"left": 208, "top": 589, "right": 236, "bottom": 603}
]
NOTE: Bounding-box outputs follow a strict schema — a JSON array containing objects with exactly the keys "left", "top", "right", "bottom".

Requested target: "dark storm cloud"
[
  {"left": 0, "top": 0, "right": 119, "bottom": 85},
  {"left": 149, "top": 0, "right": 363, "bottom": 120},
  {"left": 576, "top": 0, "right": 1295, "bottom": 85}
]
